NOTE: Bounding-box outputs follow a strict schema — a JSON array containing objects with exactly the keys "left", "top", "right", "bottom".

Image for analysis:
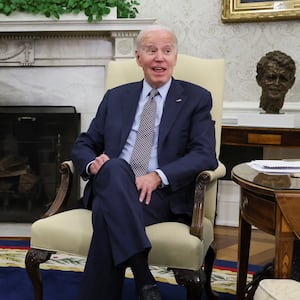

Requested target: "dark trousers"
[{"left": 77, "top": 158, "right": 173, "bottom": 300}]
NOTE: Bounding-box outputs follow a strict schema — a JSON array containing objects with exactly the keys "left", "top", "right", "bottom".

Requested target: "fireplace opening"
[{"left": 0, "top": 106, "right": 80, "bottom": 223}]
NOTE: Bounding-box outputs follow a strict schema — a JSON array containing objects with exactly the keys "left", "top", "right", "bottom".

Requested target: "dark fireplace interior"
[{"left": 0, "top": 106, "right": 80, "bottom": 223}]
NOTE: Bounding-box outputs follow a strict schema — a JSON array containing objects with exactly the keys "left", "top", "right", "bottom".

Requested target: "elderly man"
[{"left": 72, "top": 25, "right": 217, "bottom": 300}]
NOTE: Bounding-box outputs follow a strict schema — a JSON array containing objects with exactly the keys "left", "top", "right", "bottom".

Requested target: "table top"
[{"left": 232, "top": 163, "right": 300, "bottom": 191}]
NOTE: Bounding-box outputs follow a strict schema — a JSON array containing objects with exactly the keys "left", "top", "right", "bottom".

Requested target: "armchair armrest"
[
  {"left": 198, "top": 162, "right": 226, "bottom": 183},
  {"left": 190, "top": 161, "right": 226, "bottom": 238},
  {"left": 42, "top": 160, "right": 74, "bottom": 218}
]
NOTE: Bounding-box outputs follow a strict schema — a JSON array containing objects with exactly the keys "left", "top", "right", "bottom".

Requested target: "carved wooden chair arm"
[
  {"left": 190, "top": 161, "right": 226, "bottom": 238},
  {"left": 42, "top": 160, "right": 74, "bottom": 218}
]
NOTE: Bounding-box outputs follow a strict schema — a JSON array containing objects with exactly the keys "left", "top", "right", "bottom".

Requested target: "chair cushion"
[
  {"left": 146, "top": 219, "right": 213, "bottom": 270},
  {"left": 31, "top": 209, "right": 93, "bottom": 257},
  {"left": 254, "top": 279, "right": 300, "bottom": 300},
  {"left": 31, "top": 208, "right": 214, "bottom": 270}
]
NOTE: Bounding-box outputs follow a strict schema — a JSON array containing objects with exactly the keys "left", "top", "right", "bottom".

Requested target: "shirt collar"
[{"left": 142, "top": 78, "right": 172, "bottom": 100}]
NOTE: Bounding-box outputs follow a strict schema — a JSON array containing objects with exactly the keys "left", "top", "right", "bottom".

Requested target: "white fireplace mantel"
[
  {"left": 0, "top": 16, "right": 156, "bottom": 64},
  {"left": 0, "top": 14, "right": 155, "bottom": 33},
  {"left": 0, "top": 16, "right": 156, "bottom": 131}
]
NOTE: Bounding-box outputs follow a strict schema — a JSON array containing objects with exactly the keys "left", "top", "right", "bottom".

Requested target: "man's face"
[
  {"left": 259, "top": 62, "right": 294, "bottom": 102},
  {"left": 135, "top": 30, "right": 178, "bottom": 89}
]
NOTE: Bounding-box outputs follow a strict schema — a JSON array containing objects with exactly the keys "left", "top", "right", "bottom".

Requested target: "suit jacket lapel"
[
  {"left": 158, "top": 79, "right": 185, "bottom": 149},
  {"left": 120, "top": 82, "right": 143, "bottom": 149},
  {"left": 117, "top": 79, "right": 184, "bottom": 155}
]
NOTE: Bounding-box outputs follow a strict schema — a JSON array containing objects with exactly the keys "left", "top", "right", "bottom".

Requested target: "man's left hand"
[{"left": 135, "top": 172, "right": 162, "bottom": 205}]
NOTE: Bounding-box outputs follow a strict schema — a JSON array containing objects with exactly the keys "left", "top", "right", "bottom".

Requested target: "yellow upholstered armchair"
[{"left": 25, "top": 54, "right": 226, "bottom": 300}]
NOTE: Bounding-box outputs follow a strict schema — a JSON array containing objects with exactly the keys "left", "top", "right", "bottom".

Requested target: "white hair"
[{"left": 135, "top": 24, "right": 178, "bottom": 51}]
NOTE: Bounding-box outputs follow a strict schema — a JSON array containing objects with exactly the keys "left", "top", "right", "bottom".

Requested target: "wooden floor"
[{"left": 214, "top": 226, "right": 275, "bottom": 266}]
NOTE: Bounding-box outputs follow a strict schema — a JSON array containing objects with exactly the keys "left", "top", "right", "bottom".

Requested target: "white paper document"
[{"left": 248, "top": 160, "right": 300, "bottom": 174}]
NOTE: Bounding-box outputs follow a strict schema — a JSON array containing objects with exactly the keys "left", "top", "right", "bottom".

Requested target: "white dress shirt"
[{"left": 119, "top": 79, "right": 171, "bottom": 185}]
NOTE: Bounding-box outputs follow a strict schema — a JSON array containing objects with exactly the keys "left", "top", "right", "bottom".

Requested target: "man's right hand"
[{"left": 89, "top": 153, "right": 110, "bottom": 175}]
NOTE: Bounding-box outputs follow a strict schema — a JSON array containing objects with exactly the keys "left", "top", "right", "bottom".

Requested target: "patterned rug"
[{"left": 0, "top": 239, "right": 256, "bottom": 296}]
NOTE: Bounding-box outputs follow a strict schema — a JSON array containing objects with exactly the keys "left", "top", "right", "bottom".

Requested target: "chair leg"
[
  {"left": 171, "top": 268, "right": 206, "bottom": 300},
  {"left": 204, "top": 243, "right": 219, "bottom": 299},
  {"left": 25, "top": 248, "right": 54, "bottom": 300}
]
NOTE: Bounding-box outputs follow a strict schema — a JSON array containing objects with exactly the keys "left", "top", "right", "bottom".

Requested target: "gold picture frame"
[{"left": 222, "top": 0, "right": 300, "bottom": 23}]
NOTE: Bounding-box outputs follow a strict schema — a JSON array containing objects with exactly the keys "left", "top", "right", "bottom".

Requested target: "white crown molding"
[{"left": 0, "top": 13, "right": 156, "bottom": 33}]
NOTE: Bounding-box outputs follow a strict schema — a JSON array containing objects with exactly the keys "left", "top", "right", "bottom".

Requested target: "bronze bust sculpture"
[{"left": 256, "top": 50, "right": 296, "bottom": 114}]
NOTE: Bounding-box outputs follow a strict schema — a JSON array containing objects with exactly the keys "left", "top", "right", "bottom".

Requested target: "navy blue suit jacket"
[{"left": 72, "top": 78, "right": 218, "bottom": 216}]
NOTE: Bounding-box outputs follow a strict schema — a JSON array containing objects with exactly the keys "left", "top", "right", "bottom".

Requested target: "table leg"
[
  {"left": 275, "top": 193, "right": 299, "bottom": 279},
  {"left": 237, "top": 214, "right": 252, "bottom": 300},
  {"left": 275, "top": 209, "right": 295, "bottom": 278}
]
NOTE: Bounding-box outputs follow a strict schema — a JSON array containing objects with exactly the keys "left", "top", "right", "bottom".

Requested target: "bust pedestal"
[{"left": 237, "top": 112, "right": 296, "bottom": 128}]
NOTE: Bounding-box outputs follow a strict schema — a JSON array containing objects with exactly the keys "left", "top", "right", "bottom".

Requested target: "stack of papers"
[{"left": 248, "top": 160, "right": 300, "bottom": 174}]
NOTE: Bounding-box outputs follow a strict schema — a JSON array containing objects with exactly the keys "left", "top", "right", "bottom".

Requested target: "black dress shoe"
[{"left": 139, "top": 284, "right": 162, "bottom": 300}]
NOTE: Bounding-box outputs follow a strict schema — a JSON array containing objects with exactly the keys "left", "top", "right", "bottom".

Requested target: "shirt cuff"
[
  {"left": 86, "top": 160, "right": 94, "bottom": 176},
  {"left": 155, "top": 169, "right": 169, "bottom": 187}
]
